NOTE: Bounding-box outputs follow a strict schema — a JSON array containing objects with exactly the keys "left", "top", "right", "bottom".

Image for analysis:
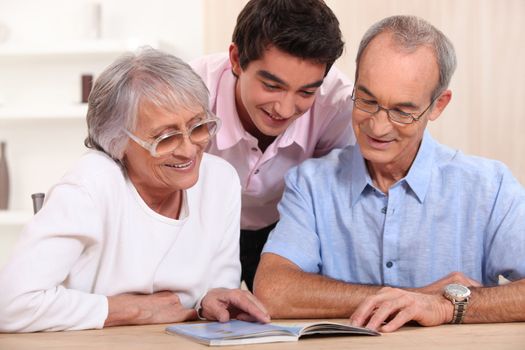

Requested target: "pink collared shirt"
[{"left": 191, "top": 53, "right": 355, "bottom": 230}]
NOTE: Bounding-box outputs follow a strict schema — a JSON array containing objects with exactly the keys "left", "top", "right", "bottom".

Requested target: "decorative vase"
[
  {"left": 0, "top": 21, "right": 9, "bottom": 44},
  {"left": 0, "top": 141, "right": 9, "bottom": 210}
]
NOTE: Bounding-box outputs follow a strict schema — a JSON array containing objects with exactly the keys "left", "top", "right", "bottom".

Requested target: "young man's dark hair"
[{"left": 232, "top": 0, "right": 344, "bottom": 75}]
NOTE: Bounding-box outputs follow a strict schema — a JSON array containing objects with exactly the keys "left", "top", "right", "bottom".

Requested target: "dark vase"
[{"left": 0, "top": 141, "right": 9, "bottom": 210}]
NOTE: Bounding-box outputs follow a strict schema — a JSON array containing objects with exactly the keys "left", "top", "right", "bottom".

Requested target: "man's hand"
[
  {"left": 414, "top": 272, "right": 482, "bottom": 295},
  {"left": 349, "top": 287, "right": 453, "bottom": 332},
  {"left": 105, "top": 291, "right": 197, "bottom": 327},
  {"left": 200, "top": 288, "right": 271, "bottom": 323}
]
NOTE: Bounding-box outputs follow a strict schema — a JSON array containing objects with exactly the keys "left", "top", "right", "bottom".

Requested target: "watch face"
[{"left": 445, "top": 283, "right": 471, "bottom": 299}]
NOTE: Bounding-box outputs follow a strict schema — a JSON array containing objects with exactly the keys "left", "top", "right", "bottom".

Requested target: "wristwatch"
[{"left": 443, "top": 283, "right": 471, "bottom": 324}]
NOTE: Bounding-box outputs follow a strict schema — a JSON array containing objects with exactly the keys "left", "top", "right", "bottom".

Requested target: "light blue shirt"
[{"left": 263, "top": 131, "right": 525, "bottom": 287}]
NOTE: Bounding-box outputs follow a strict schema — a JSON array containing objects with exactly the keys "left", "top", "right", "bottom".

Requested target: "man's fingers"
[
  {"left": 350, "top": 287, "right": 396, "bottom": 327},
  {"left": 350, "top": 297, "right": 379, "bottom": 327},
  {"left": 446, "top": 272, "right": 482, "bottom": 288},
  {"left": 380, "top": 308, "right": 413, "bottom": 333},
  {"left": 365, "top": 300, "right": 399, "bottom": 330},
  {"left": 467, "top": 278, "right": 482, "bottom": 287}
]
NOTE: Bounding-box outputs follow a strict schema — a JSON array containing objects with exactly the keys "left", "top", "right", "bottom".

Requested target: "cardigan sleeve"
[{"left": 0, "top": 183, "right": 108, "bottom": 332}]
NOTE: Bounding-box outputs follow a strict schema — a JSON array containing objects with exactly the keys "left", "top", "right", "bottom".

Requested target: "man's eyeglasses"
[
  {"left": 124, "top": 117, "right": 221, "bottom": 158},
  {"left": 351, "top": 90, "right": 439, "bottom": 125}
]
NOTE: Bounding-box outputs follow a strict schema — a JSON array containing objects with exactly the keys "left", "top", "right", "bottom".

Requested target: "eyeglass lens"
[
  {"left": 156, "top": 120, "right": 218, "bottom": 154},
  {"left": 354, "top": 99, "right": 413, "bottom": 124}
]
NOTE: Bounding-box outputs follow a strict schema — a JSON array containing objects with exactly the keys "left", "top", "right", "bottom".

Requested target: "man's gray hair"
[
  {"left": 84, "top": 47, "right": 210, "bottom": 161},
  {"left": 355, "top": 15, "right": 457, "bottom": 100}
]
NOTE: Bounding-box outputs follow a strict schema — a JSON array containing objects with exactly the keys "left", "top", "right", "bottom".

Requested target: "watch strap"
[{"left": 451, "top": 299, "right": 469, "bottom": 324}]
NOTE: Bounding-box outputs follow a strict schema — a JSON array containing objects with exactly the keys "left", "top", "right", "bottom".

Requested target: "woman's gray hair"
[
  {"left": 355, "top": 15, "right": 457, "bottom": 100},
  {"left": 84, "top": 47, "right": 210, "bottom": 161}
]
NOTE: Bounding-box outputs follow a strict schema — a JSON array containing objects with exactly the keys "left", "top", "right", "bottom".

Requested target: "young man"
[
  {"left": 191, "top": 0, "right": 354, "bottom": 290},
  {"left": 254, "top": 15, "right": 525, "bottom": 331}
]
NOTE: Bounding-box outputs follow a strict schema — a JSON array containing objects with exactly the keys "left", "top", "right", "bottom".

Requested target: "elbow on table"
[{"left": 0, "top": 294, "right": 37, "bottom": 333}]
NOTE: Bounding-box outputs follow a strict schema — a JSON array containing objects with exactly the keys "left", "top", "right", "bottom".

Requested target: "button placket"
[
  {"left": 246, "top": 142, "right": 262, "bottom": 188},
  {"left": 381, "top": 186, "right": 401, "bottom": 285}
]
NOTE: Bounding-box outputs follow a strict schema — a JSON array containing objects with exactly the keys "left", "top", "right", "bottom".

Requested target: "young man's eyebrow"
[
  {"left": 257, "top": 70, "right": 287, "bottom": 86},
  {"left": 301, "top": 80, "right": 324, "bottom": 89},
  {"left": 257, "top": 70, "right": 324, "bottom": 90}
]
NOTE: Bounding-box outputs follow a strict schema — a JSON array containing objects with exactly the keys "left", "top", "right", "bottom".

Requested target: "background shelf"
[
  {"left": 0, "top": 105, "right": 87, "bottom": 120},
  {"left": 0, "top": 210, "right": 32, "bottom": 226},
  {"left": 0, "top": 39, "right": 175, "bottom": 60}
]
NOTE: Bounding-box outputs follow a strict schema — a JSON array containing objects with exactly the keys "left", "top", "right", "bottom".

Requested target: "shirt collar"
[
  {"left": 403, "top": 130, "right": 436, "bottom": 203},
  {"left": 349, "top": 143, "right": 373, "bottom": 207},
  {"left": 349, "top": 130, "right": 436, "bottom": 205},
  {"left": 273, "top": 112, "right": 311, "bottom": 151},
  {"left": 214, "top": 71, "right": 249, "bottom": 150}
]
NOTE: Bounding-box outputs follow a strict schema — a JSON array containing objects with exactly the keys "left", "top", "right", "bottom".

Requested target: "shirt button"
[
  {"left": 254, "top": 169, "right": 260, "bottom": 175},
  {"left": 251, "top": 147, "right": 258, "bottom": 152},
  {"left": 386, "top": 261, "right": 394, "bottom": 268},
  {"left": 381, "top": 207, "right": 387, "bottom": 214}
]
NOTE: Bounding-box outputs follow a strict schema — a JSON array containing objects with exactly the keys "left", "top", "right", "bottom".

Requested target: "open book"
[{"left": 165, "top": 320, "right": 380, "bottom": 346}]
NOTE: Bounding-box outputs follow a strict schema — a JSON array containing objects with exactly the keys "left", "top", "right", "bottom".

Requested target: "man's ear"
[
  {"left": 229, "top": 43, "right": 241, "bottom": 77},
  {"left": 428, "top": 89, "right": 452, "bottom": 122}
]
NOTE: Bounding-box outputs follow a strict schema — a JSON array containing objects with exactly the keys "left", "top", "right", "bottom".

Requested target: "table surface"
[{"left": 1, "top": 320, "right": 524, "bottom": 350}]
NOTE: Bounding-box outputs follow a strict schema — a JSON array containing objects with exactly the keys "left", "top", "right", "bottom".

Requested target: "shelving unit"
[
  {"left": 0, "top": 39, "right": 175, "bottom": 60},
  {"left": 0, "top": 39, "right": 175, "bottom": 264},
  {"left": 0, "top": 210, "right": 33, "bottom": 226},
  {"left": 0, "top": 105, "right": 87, "bottom": 120}
]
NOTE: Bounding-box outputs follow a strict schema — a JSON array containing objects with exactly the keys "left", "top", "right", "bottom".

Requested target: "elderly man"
[{"left": 254, "top": 15, "right": 525, "bottom": 332}]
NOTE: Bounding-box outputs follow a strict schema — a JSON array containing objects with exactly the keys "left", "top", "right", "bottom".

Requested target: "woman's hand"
[
  {"left": 104, "top": 291, "right": 197, "bottom": 327},
  {"left": 199, "top": 288, "right": 271, "bottom": 323}
]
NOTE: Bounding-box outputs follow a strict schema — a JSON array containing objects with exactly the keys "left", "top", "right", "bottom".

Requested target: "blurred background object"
[
  {"left": 0, "top": 21, "right": 9, "bottom": 44},
  {"left": 0, "top": 141, "right": 9, "bottom": 210}
]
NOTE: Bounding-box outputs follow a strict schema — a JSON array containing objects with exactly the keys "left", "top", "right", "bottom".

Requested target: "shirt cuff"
[{"left": 194, "top": 292, "right": 208, "bottom": 320}]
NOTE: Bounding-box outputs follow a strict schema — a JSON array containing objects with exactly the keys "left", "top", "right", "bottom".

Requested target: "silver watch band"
[{"left": 451, "top": 300, "right": 468, "bottom": 324}]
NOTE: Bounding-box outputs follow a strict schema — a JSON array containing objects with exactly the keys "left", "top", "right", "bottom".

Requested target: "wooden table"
[{"left": 1, "top": 321, "right": 524, "bottom": 350}]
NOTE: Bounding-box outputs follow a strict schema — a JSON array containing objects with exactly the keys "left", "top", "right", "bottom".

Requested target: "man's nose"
[
  {"left": 273, "top": 93, "right": 297, "bottom": 119},
  {"left": 369, "top": 108, "right": 394, "bottom": 135}
]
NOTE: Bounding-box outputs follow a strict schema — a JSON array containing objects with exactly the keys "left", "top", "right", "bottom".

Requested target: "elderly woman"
[{"left": 0, "top": 48, "right": 269, "bottom": 332}]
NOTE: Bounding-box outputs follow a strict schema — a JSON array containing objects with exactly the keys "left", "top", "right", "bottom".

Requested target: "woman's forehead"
[{"left": 135, "top": 102, "right": 205, "bottom": 131}]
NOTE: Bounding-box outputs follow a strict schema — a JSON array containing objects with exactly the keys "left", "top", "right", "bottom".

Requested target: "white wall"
[
  {"left": 203, "top": 0, "right": 525, "bottom": 185},
  {"left": 0, "top": 0, "right": 205, "bottom": 209},
  {"left": 0, "top": 0, "right": 205, "bottom": 265},
  {"left": 0, "top": 0, "right": 204, "bottom": 59}
]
